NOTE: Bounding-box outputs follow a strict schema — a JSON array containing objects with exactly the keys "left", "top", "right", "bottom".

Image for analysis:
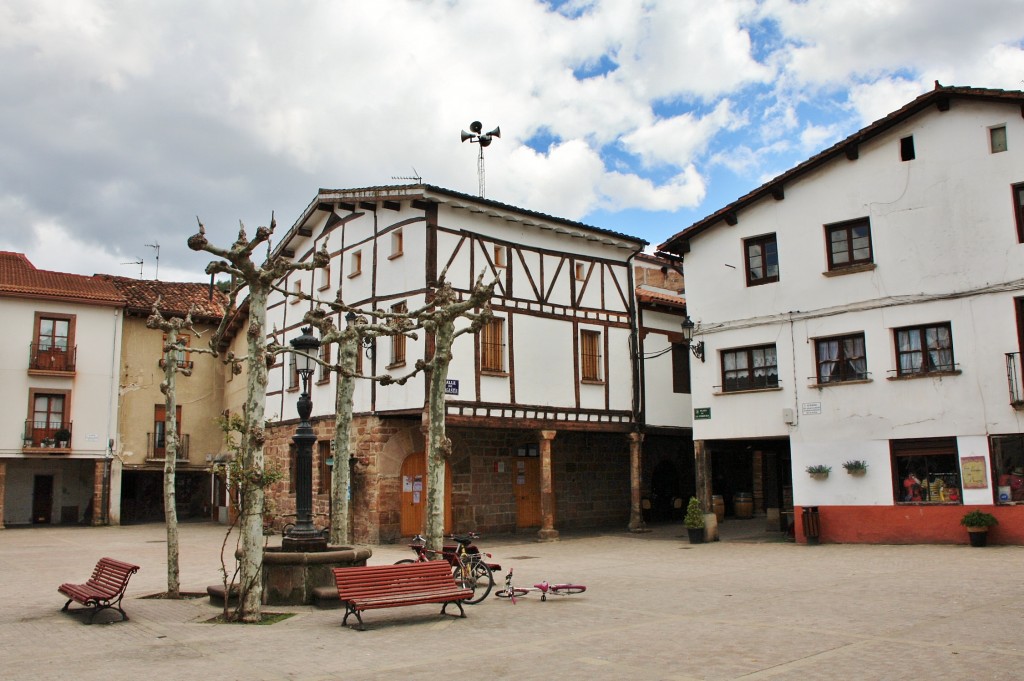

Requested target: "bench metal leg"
[
  {"left": 341, "top": 605, "right": 365, "bottom": 631},
  {"left": 440, "top": 600, "right": 466, "bottom": 618}
]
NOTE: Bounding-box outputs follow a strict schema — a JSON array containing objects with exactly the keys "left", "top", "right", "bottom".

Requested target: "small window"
[
  {"left": 580, "top": 329, "right": 602, "bottom": 381},
  {"left": 317, "top": 343, "right": 331, "bottom": 383},
  {"left": 671, "top": 343, "right": 691, "bottom": 394},
  {"left": 894, "top": 323, "right": 954, "bottom": 376},
  {"left": 288, "top": 353, "right": 300, "bottom": 391},
  {"left": 722, "top": 344, "right": 778, "bottom": 392},
  {"left": 494, "top": 245, "right": 506, "bottom": 268},
  {"left": 990, "top": 125, "right": 1008, "bottom": 154},
  {"left": 815, "top": 333, "right": 867, "bottom": 384},
  {"left": 389, "top": 301, "right": 407, "bottom": 367},
  {"left": 161, "top": 334, "right": 192, "bottom": 369},
  {"left": 1013, "top": 183, "right": 1024, "bottom": 243},
  {"left": 390, "top": 229, "right": 404, "bottom": 259},
  {"left": 892, "top": 438, "right": 961, "bottom": 504},
  {"left": 480, "top": 318, "right": 505, "bottom": 373},
  {"left": 826, "top": 218, "right": 872, "bottom": 270},
  {"left": 900, "top": 135, "right": 915, "bottom": 161},
  {"left": 574, "top": 262, "right": 586, "bottom": 281},
  {"left": 290, "top": 279, "right": 302, "bottom": 303},
  {"left": 348, "top": 250, "right": 362, "bottom": 278},
  {"left": 318, "top": 261, "right": 331, "bottom": 291},
  {"left": 317, "top": 440, "right": 332, "bottom": 495},
  {"left": 744, "top": 234, "right": 779, "bottom": 286}
]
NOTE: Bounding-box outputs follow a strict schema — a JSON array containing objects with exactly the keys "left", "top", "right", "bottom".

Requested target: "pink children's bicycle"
[{"left": 494, "top": 567, "right": 586, "bottom": 604}]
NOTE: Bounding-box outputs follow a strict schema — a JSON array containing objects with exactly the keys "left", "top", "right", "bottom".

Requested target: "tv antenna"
[
  {"left": 460, "top": 121, "right": 500, "bottom": 198},
  {"left": 390, "top": 167, "right": 422, "bottom": 184},
  {"left": 121, "top": 259, "right": 144, "bottom": 278},
  {"left": 145, "top": 241, "right": 160, "bottom": 280}
]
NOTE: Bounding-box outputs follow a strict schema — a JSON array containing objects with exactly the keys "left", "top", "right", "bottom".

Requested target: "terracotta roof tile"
[
  {"left": 98, "top": 275, "right": 228, "bottom": 322},
  {"left": 636, "top": 287, "right": 686, "bottom": 310},
  {"left": 0, "top": 251, "right": 125, "bottom": 305}
]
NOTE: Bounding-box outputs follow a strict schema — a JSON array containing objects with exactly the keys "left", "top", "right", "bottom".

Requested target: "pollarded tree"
[{"left": 188, "top": 215, "right": 326, "bottom": 622}]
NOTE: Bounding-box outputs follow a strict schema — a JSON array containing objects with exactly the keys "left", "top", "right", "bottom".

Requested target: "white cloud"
[{"left": 622, "top": 100, "right": 739, "bottom": 168}]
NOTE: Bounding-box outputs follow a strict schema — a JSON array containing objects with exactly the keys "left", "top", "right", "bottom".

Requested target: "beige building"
[{"left": 100, "top": 276, "right": 228, "bottom": 524}]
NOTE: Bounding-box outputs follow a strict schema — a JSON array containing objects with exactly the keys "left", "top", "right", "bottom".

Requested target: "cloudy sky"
[{"left": 2, "top": 0, "right": 1023, "bottom": 282}]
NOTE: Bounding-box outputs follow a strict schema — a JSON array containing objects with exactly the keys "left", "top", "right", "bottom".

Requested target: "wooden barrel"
[
  {"left": 712, "top": 495, "right": 725, "bottom": 522},
  {"left": 734, "top": 492, "right": 753, "bottom": 518}
]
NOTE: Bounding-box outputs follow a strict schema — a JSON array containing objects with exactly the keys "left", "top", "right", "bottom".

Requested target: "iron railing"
[
  {"left": 146, "top": 432, "right": 190, "bottom": 461},
  {"left": 28, "top": 342, "right": 77, "bottom": 372},
  {"left": 22, "top": 421, "right": 73, "bottom": 449}
]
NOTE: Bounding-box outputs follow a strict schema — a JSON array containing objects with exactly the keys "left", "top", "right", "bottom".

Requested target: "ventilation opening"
[{"left": 900, "top": 136, "right": 915, "bottom": 161}]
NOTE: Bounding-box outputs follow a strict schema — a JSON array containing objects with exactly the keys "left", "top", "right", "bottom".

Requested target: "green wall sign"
[{"left": 694, "top": 407, "right": 711, "bottom": 420}]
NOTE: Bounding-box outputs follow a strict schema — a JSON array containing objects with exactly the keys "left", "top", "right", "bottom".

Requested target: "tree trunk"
[
  {"left": 238, "top": 285, "right": 270, "bottom": 621},
  {"left": 330, "top": 336, "right": 357, "bottom": 545},
  {"left": 162, "top": 338, "right": 180, "bottom": 598},
  {"left": 424, "top": 318, "right": 454, "bottom": 553}
]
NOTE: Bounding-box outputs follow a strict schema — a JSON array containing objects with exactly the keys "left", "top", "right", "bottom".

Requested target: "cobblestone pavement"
[{"left": 1, "top": 520, "right": 1022, "bottom": 680}]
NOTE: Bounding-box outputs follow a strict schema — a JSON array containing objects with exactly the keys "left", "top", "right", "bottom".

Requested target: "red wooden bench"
[
  {"left": 332, "top": 561, "right": 472, "bottom": 630},
  {"left": 58, "top": 557, "right": 140, "bottom": 624}
]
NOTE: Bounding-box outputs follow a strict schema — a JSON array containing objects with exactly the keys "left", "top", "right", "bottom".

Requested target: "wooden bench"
[
  {"left": 58, "top": 557, "right": 140, "bottom": 624},
  {"left": 332, "top": 561, "right": 472, "bottom": 630}
]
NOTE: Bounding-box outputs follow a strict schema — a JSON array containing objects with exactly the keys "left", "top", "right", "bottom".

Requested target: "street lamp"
[
  {"left": 284, "top": 326, "right": 326, "bottom": 551},
  {"left": 344, "top": 310, "right": 374, "bottom": 358},
  {"left": 681, "top": 316, "right": 705, "bottom": 363}
]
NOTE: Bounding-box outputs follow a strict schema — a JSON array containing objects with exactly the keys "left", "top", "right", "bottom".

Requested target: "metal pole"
[{"left": 282, "top": 372, "right": 326, "bottom": 551}]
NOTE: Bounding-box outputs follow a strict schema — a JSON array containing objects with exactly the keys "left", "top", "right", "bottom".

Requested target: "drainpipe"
[
  {"left": 626, "top": 246, "right": 644, "bottom": 428},
  {"left": 103, "top": 308, "right": 121, "bottom": 525}
]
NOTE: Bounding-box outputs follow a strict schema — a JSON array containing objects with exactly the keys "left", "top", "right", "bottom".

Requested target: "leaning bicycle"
[{"left": 395, "top": 533, "right": 495, "bottom": 604}]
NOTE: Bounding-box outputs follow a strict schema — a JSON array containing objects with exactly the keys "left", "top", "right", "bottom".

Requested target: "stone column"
[
  {"left": 537, "top": 429, "right": 559, "bottom": 542},
  {"left": 92, "top": 460, "right": 106, "bottom": 525},
  {"left": 108, "top": 457, "right": 122, "bottom": 526},
  {"left": 628, "top": 431, "right": 646, "bottom": 532}
]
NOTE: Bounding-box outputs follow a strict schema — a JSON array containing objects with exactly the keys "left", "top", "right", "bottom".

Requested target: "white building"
[
  {"left": 259, "top": 184, "right": 692, "bottom": 542},
  {"left": 0, "top": 252, "right": 124, "bottom": 527},
  {"left": 658, "top": 85, "right": 1024, "bottom": 544}
]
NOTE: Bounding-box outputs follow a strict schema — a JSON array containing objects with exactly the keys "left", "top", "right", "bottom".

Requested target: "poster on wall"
[{"left": 961, "top": 455, "right": 988, "bottom": 489}]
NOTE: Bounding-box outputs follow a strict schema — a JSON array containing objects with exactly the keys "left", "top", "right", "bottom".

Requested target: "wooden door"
[
  {"left": 515, "top": 456, "right": 542, "bottom": 528},
  {"left": 32, "top": 475, "right": 54, "bottom": 524},
  {"left": 399, "top": 453, "right": 452, "bottom": 536}
]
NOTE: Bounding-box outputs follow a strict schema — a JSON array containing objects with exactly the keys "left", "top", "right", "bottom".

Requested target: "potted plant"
[
  {"left": 683, "top": 497, "right": 705, "bottom": 544},
  {"left": 960, "top": 510, "right": 998, "bottom": 547},
  {"left": 842, "top": 460, "right": 868, "bottom": 476},
  {"left": 54, "top": 428, "right": 71, "bottom": 448},
  {"left": 806, "top": 464, "right": 831, "bottom": 480}
]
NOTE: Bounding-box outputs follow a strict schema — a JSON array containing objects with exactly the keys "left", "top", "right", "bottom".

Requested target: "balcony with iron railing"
[
  {"left": 22, "top": 421, "right": 73, "bottom": 451},
  {"left": 146, "top": 432, "right": 190, "bottom": 462},
  {"left": 28, "top": 342, "right": 77, "bottom": 373},
  {"left": 1006, "top": 353, "right": 1024, "bottom": 409}
]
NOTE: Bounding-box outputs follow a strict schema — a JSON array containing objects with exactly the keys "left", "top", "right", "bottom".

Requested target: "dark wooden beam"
[
  {"left": 845, "top": 144, "right": 859, "bottom": 161},
  {"left": 297, "top": 226, "right": 313, "bottom": 237},
  {"left": 315, "top": 202, "right": 333, "bottom": 212},
  {"left": 724, "top": 212, "right": 738, "bottom": 226},
  {"left": 358, "top": 201, "right": 376, "bottom": 211},
  {"left": 281, "top": 249, "right": 295, "bottom": 259},
  {"left": 383, "top": 201, "right": 401, "bottom": 211},
  {"left": 337, "top": 201, "right": 356, "bottom": 212},
  {"left": 936, "top": 97, "right": 950, "bottom": 112},
  {"left": 771, "top": 186, "right": 784, "bottom": 201},
  {"left": 412, "top": 199, "right": 431, "bottom": 210}
]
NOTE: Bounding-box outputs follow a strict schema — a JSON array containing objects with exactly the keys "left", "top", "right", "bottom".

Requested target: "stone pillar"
[
  {"left": 108, "top": 458, "right": 122, "bottom": 526},
  {"left": 537, "top": 429, "right": 559, "bottom": 542},
  {"left": 628, "top": 431, "right": 646, "bottom": 532},
  {"left": 0, "top": 461, "right": 6, "bottom": 529}
]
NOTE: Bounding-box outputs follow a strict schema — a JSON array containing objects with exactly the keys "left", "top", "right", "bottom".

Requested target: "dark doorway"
[
  {"left": 650, "top": 460, "right": 681, "bottom": 521},
  {"left": 121, "top": 470, "right": 211, "bottom": 524},
  {"left": 32, "top": 475, "right": 54, "bottom": 524}
]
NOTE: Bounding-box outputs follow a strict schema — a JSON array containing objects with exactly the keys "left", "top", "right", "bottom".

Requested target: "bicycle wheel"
[
  {"left": 393, "top": 558, "right": 417, "bottom": 565},
  {"left": 462, "top": 560, "right": 493, "bottom": 604},
  {"left": 551, "top": 584, "right": 586, "bottom": 596},
  {"left": 494, "top": 588, "right": 529, "bottom": 599}
]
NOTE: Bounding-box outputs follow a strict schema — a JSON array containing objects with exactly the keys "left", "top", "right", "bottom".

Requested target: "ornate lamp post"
[{"left": 284, "top": 326, "right": 326, "bottom": 552}]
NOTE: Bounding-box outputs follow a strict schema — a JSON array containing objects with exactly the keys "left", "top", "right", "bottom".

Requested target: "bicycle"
[
  {"left": 494, "top": 567, "right": 586, "bottom": 603},
  {"left": 394, "top": 533, "right": 496, "bottom": 604}
]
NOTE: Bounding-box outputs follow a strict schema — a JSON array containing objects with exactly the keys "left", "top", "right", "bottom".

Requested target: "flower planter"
[
  {"left": 809, "top": 472, "right": 829, "bottom": 480},
  {"left": 686, "top": 527, "right": 704, "bottom": 544},
  {"left": 846, "top": 469, "right": 866, "bottom": 477},
  {"left": 966, "top": 528, "right": 989, "bottom": 547}
]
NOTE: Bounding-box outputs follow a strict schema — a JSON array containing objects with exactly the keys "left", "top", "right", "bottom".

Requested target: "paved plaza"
[{"left": 1, "top": 520, "right": 1022, "bottom": 680}]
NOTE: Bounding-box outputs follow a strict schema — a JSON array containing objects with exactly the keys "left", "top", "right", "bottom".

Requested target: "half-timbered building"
[{"left": 261, "top": 184, "right": 652, "bottom": 543}]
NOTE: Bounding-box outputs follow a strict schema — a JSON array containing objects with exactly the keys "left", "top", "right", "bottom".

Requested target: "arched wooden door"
[{"left": 399, "top": 452, "right": 452, "bottom": 536}]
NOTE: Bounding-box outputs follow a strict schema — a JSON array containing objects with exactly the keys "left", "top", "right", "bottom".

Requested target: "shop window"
[
  {"left": 891, "top": 438, "right": 961, "bottom": 504},
  {"left": 989, "top": 435, "right": 1024, "bottom": 503}
]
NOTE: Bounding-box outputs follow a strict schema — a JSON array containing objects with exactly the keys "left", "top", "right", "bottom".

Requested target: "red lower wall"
[{"left": 794, "top": 505, "right": 1024, "bottom": 545}]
